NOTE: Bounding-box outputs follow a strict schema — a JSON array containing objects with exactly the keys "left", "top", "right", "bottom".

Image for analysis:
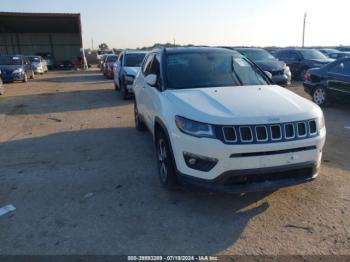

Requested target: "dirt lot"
[{"left": 0, "top": 69, "right": 349, "bottom": 255}]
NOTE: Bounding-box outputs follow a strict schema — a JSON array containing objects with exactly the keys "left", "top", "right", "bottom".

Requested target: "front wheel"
[
  {"left": 121, "top": 82, "right": 129, "bottom": 100},
  {"left": 312, "top": 87, "right": 327, "bottom": 106},
  {"left": 23, "top": 73, "right": 28, "bottom": 83},
  {"left": 156, "top": 131, "right": 178, "bottom": 189}
]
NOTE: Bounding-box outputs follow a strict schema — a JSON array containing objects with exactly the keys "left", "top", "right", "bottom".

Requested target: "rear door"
[
  {"left": 327, "top": 59, "right": 350, "bottom": 97},
  {"left": 141, "top": 54, "right": 162, "bottom": 130}
]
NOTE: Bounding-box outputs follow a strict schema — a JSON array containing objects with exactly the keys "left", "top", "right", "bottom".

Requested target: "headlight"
[
  {"left": 175, "top": 116, "right": 215, "bottom": 138},
  {"left": 284, "top": 65, "right": 291, "bottom": 73},
  {"left": 13, "top": 68, "right": 24, "bottom": 74},
  {"left": 318, "top": 114, "right": 325, "bottom": 130},
  {"left": 125, "top": 75, "right": 135, "bottom": 84}
]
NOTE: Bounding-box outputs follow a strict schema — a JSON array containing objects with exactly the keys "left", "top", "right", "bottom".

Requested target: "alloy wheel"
[
  {"left": 158, "top": 138, "right": 168, "bottom": 183},
  {"left": 313, "top": 88, "right": 326, "bottom": 105}
]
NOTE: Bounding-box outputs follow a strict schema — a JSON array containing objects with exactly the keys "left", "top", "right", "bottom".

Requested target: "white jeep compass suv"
[{"left": 133, "top": 47, "right": 326, "bottom": 192}]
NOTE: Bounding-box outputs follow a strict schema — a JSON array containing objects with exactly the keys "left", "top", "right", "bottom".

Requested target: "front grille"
[
  {"left": 240, "top": 127, "right": 253, "bottom": 142},
  {"left": 284, "top": 123, "right": 295, "bottom": 139},
  {"left": 220, "top": 119, "right": 318, "bottom": 144}
]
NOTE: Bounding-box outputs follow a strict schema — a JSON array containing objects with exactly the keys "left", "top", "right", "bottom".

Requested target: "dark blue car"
[
  {"left": 236, "top": 48, "right": 291, "bottom": 86},
  {"left": 304, "top": 58, "right": 350, "bottom": 106},
  {"left": 0, "top": 55, "right": 35, "bottom": 83},
  {"left": 275, "top": 48, "right": 334, "bottom": 80}
]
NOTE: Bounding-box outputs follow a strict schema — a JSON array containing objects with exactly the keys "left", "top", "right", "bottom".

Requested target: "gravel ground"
[{"left": 0, "top": 69, "right": 349, "bottom": 255}]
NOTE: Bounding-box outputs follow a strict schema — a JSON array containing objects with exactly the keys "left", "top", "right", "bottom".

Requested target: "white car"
[
  {"left": 113, "top": 51, "right": 147, "bottom": 99},
  {"left": 133, "top": 47, "right": 326, "bottom": 193},
  {"left": 27, "top": 56, "right": 48, "bottom": 74}
]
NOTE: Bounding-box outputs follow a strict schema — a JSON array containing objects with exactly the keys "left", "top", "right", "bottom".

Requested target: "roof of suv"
[{"left": 158, "top": 47, "right": 240, "bottom": 55}]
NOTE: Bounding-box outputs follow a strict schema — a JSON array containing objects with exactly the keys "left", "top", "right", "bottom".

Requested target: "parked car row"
[
  {"left": 0, "top": 54, "right": 51, "bottom": 95},
  {"left": 99, "top": 51, "right": 147, "bottom": 99}
]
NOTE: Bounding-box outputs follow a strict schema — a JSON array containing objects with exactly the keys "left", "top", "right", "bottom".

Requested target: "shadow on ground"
[
  {"left": 0, "top": 128, "right": 271, "bottom": 254},
  {"left": 0, "top": 88, "right": 130, "bottom": 115}
]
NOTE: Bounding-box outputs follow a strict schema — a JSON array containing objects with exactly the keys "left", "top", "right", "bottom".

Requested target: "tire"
[
  {"left": 23, "top": 73, "right": 28, "bottom": 83},
  {"left": 312, "top": 86, "right": 327, "bottom": 106},
  {"left": 134, "top": 101, "right": 146, "bottom": 131},
  {"left": 121, "top": 82, "right": 129, "bottom": 100},
  {"left": 155, "top": 130, "right": 178, "bottom": 189},
  {"left": 0, "top": 78, "right": 4, "bottom": 95},
  {"left": 114, "top": 81, "right": 119, "bottom": 91}
]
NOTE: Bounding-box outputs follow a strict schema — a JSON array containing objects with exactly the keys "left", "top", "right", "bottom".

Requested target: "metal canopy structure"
[{"left": 0, "top": 12, "right": 83, "bottom": 62}]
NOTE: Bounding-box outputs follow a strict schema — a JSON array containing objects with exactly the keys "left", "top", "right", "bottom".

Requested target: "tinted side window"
[
  {"left": 289, "top": 52, "right": 300, "bottom": 60},
  {"left": 119, "top": 54, "right": 124, "bottom": 64},
  {"left": 276, "top": 51, "right": 287, "bottom": 59},
  {"left": 142, "top": 54, "right": 155, "bottom": 75},
  {"left": 149, "top": 54, "right": 161, "bottom": 76},
  {"left": 329, "top": 61, "right": 350, "bottom": 75}
]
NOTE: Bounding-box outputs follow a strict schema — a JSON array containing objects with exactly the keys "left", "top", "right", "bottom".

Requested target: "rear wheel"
[
  {"left": 114, "top": 80, "right": 119, "bottom": 91},
  {"left": 134, "top": 101, "right": 146, "bottom": 131},
  {"left": 156, "top": 130, "right": 178, "bottom": 189},
  {"left": 0, "top": 78, "right": 4, "bottom": 95},
  {"left": 312, "top": 87, "right": 327, "bottom": 106}
]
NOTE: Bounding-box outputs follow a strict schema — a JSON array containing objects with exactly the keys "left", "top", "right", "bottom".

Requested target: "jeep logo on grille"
[{"left": 267, "top": 117, "right": 281, "bottom": 122}]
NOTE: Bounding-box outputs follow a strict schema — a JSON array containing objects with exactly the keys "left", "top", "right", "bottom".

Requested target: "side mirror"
[
  {"left": 264, "top": 71, "right": 273, "bottom": 79},
  {"left": 145, "top": 74, "right": 158, "bottom": 86}
]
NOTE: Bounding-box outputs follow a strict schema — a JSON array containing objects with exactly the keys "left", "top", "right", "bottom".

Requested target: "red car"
[{"left": 103, "top": 55, "right": 118, "bottom": 79}]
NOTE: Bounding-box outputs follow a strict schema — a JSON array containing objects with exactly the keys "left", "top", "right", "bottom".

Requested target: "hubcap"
[
  {"left": 158, "top": 139, "right": 168, "bottom": 182},
  {"left": 314, "top": 88, "right": 326, "bottom": 105}
]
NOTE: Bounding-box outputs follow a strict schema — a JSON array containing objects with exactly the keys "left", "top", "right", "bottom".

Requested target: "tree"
[{"left": 98, "top": 43, "right": 109, "bottom": 51}]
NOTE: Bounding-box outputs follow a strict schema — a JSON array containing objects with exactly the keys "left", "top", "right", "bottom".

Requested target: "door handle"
[{"left": 142, "top": 86, "right": 146, "bottom": 89}]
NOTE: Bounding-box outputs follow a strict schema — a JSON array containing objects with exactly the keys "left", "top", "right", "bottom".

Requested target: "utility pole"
[
  {"left": 302, "top": 12, "right": 307, "bottom": 48},
  {"left": 173, "top": 38, "right": 176, "bottom": 48},
  {"left": 91, "top": 38, "right": 94, "bottom": 50}
]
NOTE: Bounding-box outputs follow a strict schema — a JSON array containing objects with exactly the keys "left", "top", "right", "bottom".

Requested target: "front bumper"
[
  {"left": 34, "top": 67, "right": 44, "bottom": 74},
  {"left": 178, "top": 161, "right": 318, "bottom": 193},
  {"left": 2, "top": 72, "right": 24, "bottom": 82},
  {"left": 272, "top": 74, "right": 291, "bottom": 86},
  {"left": 170, "top": 126, "right": 326, "bottom": 192}
]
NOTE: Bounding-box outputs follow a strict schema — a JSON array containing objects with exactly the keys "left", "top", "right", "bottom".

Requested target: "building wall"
[{"left": 0, "top": 33, "right": 81, "bottom": 61}]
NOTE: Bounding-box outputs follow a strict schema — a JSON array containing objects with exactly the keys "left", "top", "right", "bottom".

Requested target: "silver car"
[{"left": 27, "top": 56, "right": 48, "bottom": 74}]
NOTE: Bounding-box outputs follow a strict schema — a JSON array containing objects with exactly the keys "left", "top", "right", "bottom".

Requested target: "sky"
[{"left": 0, "top": 0, "right": 349, "bottom": 49}]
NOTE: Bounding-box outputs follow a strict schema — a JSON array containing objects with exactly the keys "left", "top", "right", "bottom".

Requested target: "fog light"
[{"left": 183, "top": 152, "right": 218, "bottom": 172}]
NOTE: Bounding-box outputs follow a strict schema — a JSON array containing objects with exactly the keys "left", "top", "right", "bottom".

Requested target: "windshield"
[
  {"left": 0, "top": 56, "right": 22, "bottom": 65},
  {"left": 239, "top": 49, "right": 276, "bottom": 61},
  {"left": 166, "top": 51, "right": 269, "bottom": 89},
  {"left": 124, "top": 53, "right": 146, "bottom": 67},
  {"left": 28, "top": 56, "right": 40, "bottom": 62},
  {"left": 300, "top": 50, "right": 328, "bottom": 60},
  {"left": 106, "top": 55, "right": 118, "bottom": 63}
]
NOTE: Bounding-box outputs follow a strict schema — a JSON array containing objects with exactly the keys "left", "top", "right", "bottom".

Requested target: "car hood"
[
  {"left": 164, "top": 85, "right": 321, "bottom": 125},
  {"left": 254, "top": 60, "right": 285, "bottom": 72},
  {"left": 123, "top": 67, "right": 140, "bottom": 76}
]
